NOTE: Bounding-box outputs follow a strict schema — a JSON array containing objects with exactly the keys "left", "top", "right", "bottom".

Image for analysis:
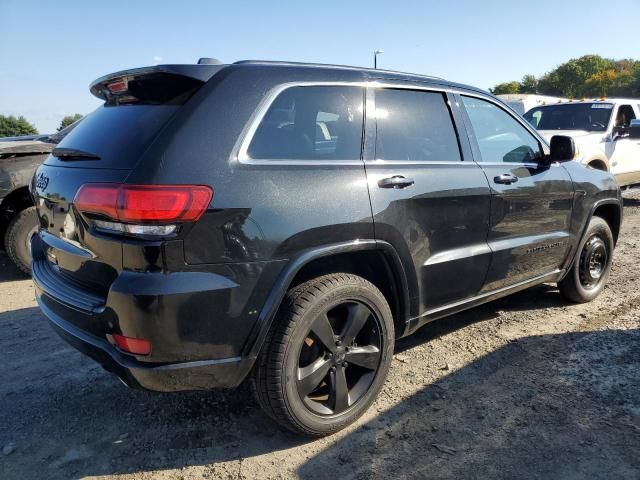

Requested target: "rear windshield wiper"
[{"left": 53, "top": 147, "right": 101, "bottom": 160}]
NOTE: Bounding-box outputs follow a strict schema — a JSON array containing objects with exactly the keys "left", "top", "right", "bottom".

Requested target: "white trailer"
[{"left": 497, "top": 94, "right": 568, "bottom": 115}]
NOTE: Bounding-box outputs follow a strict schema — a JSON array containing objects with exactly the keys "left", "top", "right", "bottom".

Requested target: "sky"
[{"left": 1, "top": 0, "right": 639, "bottom": 133}]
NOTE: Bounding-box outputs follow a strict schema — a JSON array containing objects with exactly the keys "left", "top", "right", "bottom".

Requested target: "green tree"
[
  {"left": 0, "top": 115, "right": 38, "bottom": 137},
  {"left": 550, "top": 60, "right": 584, "bottom": 97},
  {"left": 633, "top": 69, "right": 640, "bottom": 97},
  {"left": 539, "top": 55, "right": 616, "bottom": 97},
  {"left": 57, "top": 113, "right": 83, "bottom": 131},
  {"left": 492, "top": 55, "right": 640, "bottom": 99},
  {"left": 519, "top": 74, "right": 538, "bottom": 93},
  {"left": 611, "top": 60, "right": 640, "bottom": 96},
  {"left": 585, "top": 69, "right": 618, "bottom": 96},
  {"left": 490, "top": 81, "right": 521, "bottom": 95}
]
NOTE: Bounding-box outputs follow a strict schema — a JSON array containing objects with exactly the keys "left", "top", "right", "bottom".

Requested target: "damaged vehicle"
[{"left": 0, "top": 124, "right": 77, "bottom": 273}]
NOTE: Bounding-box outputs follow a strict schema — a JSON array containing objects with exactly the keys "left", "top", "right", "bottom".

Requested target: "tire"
[
  {"left": 251, "top": 273, "right": 394, "bottom": 436},
  {"left": 558, "top": 216, "right": 614, "bottom": 303},
  {"left": 4, "top": 206, "right": 39, "bottom": 275}
]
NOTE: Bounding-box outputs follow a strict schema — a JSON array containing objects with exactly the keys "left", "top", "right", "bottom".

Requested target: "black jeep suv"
[{"left": 31, "top": 60, "right": 622, "bottom": 436}]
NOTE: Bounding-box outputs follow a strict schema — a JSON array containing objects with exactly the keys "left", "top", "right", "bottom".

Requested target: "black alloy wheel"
[
  {"left": 297, "top": 300, "right": 382, "bottom": 416},
  {"left": 251, "top": 273, "right": 394, "bottom": 436}
]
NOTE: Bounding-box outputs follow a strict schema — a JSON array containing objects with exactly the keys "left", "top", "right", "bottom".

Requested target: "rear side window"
[
  {"left": 374, "top": 89, "right": 461, "bottom": 161},
  {"left": 462, "top": 96, "right": 543, "bottom": 163},
  {"left": 247, "top": 86, "right": 364, "bottom": 160}
]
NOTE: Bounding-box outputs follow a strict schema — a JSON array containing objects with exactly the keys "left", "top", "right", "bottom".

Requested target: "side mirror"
[
  {"left": 549, "top": 135, "right": 575, "bottom": 162},
  {"left": 630, "top": 119, "right": 640, "bottom": 139}
]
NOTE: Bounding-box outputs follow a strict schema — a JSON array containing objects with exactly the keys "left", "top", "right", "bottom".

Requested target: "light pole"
[{"left": 374, "top": 50, "right": 384, "bottom": 69}]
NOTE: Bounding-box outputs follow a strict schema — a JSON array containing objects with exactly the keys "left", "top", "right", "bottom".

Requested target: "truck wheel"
[
  {"left": 558, "top": 216, "right": 614, "bottom": 303},
  {"left": 251, "top": 273, "right": 394, "bottom": 436},
  {"left": 4, "top": 206, "right": 39, "bottom": 275}
]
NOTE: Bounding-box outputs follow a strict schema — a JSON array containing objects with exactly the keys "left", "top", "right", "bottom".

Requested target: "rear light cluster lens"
[
  {"left": 112, "top": 334, "right": 152, "bottom": 355},
  {"left": 74, "top": 183, "right": 212, "bottom": 236}
]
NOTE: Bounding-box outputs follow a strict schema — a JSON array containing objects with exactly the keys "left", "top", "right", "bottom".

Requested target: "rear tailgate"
[
  {"left": 31, "top": 166, "right": 129, "bottom": 312},
  {"left": 31, "top": 65, "right": 222, "bottom": 314}
]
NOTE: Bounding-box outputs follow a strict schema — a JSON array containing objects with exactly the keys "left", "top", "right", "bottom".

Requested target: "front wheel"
[
  {"left": 558, "top": 216, "right": 614, "bottom": 303},
  {"left": 251, "top": 273, "right": 394, "bottom": 436}
]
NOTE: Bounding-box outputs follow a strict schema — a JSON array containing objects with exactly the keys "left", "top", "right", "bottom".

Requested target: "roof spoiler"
[{"left": 89, "top": 64, "right": 226, "bottom": 100}]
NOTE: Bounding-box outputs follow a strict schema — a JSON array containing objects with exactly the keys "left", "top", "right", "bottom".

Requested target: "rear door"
[
  {"left": 458, "top": 94, "right": 575, "bottom": 292},
  {"left": 365, "top": 86, "right": 492, "bottom": 314}
]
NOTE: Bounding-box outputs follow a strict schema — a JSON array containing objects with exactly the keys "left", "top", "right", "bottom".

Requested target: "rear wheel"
[
  {"left": 558, "top": 216, "right": 613, "bottom": 303},
  {"left": 251, "top": 273, "right": 394, "bottom": 436},
  {"left": 4, "top": 206, "right": 39, "bottom": 275}
]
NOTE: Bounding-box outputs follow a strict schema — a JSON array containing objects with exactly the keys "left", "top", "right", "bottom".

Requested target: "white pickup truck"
[{"left": 523, "top": 99, "right": 640, "bottom": 188}]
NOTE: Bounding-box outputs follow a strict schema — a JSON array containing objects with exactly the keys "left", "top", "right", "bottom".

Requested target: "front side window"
[
  {"left": 247, "top": 86, "right": 363, "bottom": 160},
  {"left": 615, "top": 105, "right": 636, "bottom": 127},
  {"left": 462, "top": 96, "right": 543, "bottom": 163},
  {"left": 374, "top": 89, "right": 461, "bottom": 161}
]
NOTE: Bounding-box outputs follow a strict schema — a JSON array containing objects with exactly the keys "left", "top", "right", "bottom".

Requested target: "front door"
[
  {"left": 608, "top": 104, "right": 640, "bottom": 186},
  {"left": 459, "top": 94, "right": 575, "bottom": 292},
  {"left": 365, "top": 87, "right": 492, "bottom": 315}
]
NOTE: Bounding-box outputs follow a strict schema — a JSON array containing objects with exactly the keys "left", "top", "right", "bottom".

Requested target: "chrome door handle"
[
  {"left": 494, "top": 173, "right": 518, "bottom": 185},
  {"left": 378, "top": 176, "right": 415, "bottom": 189}
]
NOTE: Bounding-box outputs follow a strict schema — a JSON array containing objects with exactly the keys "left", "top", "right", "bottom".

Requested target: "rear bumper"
[
  {"left": 30, "top": 229, "right": 279, "bottom": 392},
  {"left": 37, "top": 291, "right": 255, "bottom": 391}
]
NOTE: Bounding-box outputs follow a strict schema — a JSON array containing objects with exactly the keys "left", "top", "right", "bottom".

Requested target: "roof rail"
[{"left": 232, "top": 59, "right": 443, "bottom": 81}]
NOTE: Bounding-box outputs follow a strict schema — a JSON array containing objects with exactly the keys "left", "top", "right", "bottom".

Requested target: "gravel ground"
[{"left": 1, "top": 195, "right": 639, "bottom": 480}]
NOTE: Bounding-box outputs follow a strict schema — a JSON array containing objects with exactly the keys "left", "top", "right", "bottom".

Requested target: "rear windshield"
[
  {"left": 524, "top": 103, "right": 613, "bottom": 132},
  {"left": 45, "top": 72, "right": 206, "bottom": 169},
  {"left": 44, "top": 104, "right": 178, "bottom": 169}
]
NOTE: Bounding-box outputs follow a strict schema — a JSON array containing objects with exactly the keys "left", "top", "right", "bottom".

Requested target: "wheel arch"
[
  {"left": 582, "top": 155, "right": 609, "bottom": 172},
  {"left": 592, "top": 201, "right": 622, "bottom": 245},
  {"left": 0, "top": 186, "right": 34, "bottom": 232},
  {"left": 242, "top": 240, "right": 412, "bottom": 359},
  {"left": 560, "top": 198, "right": 622, "bottom": 278}
]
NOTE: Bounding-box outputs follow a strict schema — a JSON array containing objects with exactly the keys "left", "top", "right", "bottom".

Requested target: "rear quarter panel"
[{"left": 124, "top": 65, "right": 374, "bottom": 358}]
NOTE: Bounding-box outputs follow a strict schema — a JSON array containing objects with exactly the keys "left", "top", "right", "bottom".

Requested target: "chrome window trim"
[
  {"left": 366, "top": 159, "right": 469, "bottom": 166},
  {"left": 233, "top": 81, "right": 370, "bottom": 166},
  {"left": 232, "top": 80, "right": 550, "bottom": 167}
]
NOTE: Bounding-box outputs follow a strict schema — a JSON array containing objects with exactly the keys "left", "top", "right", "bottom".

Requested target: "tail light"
[{"left": 74, "top": 183, "right": 212, "bottom": 236}]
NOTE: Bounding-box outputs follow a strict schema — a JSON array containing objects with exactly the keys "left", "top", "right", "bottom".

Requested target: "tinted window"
[
  {"left": 374, "top": 89, "right": 461, "bottom": 161},
  {"left": 248, "top": 86, "right": 363, "bottom": 160},
  {"left": 615, "top": 105, "right": 636, "bottom": 127},
  {"left": 523, "top": 103, "right": 613, "bottom": 132},
  {"left": 44, "top": 105, "right": 178, "bottom": 170},
  {"left": 462, "top": 96, "right": 543, "bottom": 163}
]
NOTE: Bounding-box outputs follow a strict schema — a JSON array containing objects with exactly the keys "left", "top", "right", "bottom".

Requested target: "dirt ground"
[{"left": 1, "top": 196, "right": 639, "bottom": 480}]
